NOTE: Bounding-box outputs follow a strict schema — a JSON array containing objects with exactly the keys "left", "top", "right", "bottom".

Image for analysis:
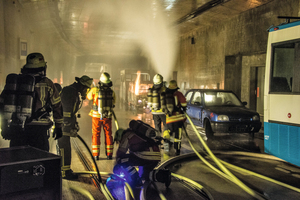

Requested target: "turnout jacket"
[
  {"left": 34, "top": 76, "right": 63, "bottom": 127},
  {"left": 0, "top": 75, "right": 63, "bottom": 128},
  {"left": 149, "top": 85, "right": 166, "bottom": 115},
  {"left": 86, "top": 86, "right": 116, "bottom": 118},
  {"left": 61, "top": 83, "right": 81, "bottom": 134},
  {"left": 166, "top": 90, "right": 187, "bottom": 124},
  {"left": 116, "top": 130, "right": 161, "bottom": 162}
]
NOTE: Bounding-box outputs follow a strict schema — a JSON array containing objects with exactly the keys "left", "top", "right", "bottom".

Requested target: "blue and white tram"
[{"left": 264, "top": 18, "right": 300, "bottom": 167}]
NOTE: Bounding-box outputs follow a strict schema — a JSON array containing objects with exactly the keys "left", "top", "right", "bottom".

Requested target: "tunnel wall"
[
  {"left": 175, "top": 0, "right": 300, "bottom": 104},
  {"left": 0, "top": 1, "right": 77, "bottom": 90},
  {"left": 0, "top": 0, "right": 299, "bottom": 103}
]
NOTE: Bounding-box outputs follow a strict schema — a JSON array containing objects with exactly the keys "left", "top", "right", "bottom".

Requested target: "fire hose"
[
  {"left": 75, "top": 134, "right": 114, "bottom": 200},
  {"left": 182, "top": 112, "right": 268, "bottom": 200}
]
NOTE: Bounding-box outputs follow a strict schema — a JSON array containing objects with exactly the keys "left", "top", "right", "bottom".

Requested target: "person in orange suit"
[{"left": 87, "top": 72, "right": 116, "bottom": 160}]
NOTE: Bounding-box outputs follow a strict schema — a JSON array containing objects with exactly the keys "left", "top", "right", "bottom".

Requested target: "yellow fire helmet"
[
  {"left": 100, "top": 72, "right": 111, "bottom": 84},
  {"left": 168, "top": 80, "right": 179, "bottom": 90},
  {"left": 76, "top": 75, "right": 93, "bottom": 88},
  {"left": 153, "top": 74, "right": 163, "bottom": 85},
  {"left": 23, "top": 53, "right": 46, "bottom": 69}
]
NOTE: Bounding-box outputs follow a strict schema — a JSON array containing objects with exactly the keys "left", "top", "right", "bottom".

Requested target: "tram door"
[{"left": 250, "top": 66, "right": 265, "bottom": 127}]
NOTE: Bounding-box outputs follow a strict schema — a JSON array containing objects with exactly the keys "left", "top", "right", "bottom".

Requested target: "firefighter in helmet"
[
  {"left": 106, "top": 120, "right": 170, "bottom": 199},
  {"left": 162, "top": 80, "right": 187, "bottom": 157},
  {"left": 57, "top": 75, "right": 93, "bottom": 180},
  {"left": 0, "top": 52, "right": 63, "bottom": 151},
  {"left": 147, "top": 74, "right": 167, "bottom": 134},
  {"left": 86, "top": 72, "right": 116, "bottom": 160}
]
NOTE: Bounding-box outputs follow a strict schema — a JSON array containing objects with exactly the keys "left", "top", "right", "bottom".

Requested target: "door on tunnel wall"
[
  {"left": 249, "top": 66, "right": 265, "bottom": 127},
  {"left": 225, "top": 55, "right": 242, "bottom": 98}
]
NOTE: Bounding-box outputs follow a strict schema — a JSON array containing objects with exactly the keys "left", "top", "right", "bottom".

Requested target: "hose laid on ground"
[
  {"left": 74, "top": 171, "right": 112, "bottom": 176},
  {"left": 68, "top": 185, "right": 95, "bottom": 200},
  {"left": 171, "top": 173, "right": 214, "bottom": 200},
  {"left": 151, "top": 181, "right": 167, "bottom": 200},
  {"left": 218, "top": 158, "right": 300, "bottom": 193},
  {"left": 77, "top": 134, "right": 113, "bottom": 200},
  {"left": 184, "top": 115, "right": 300, "bottom": 194},
  {"left": 112, "top": 110, "right": 119, "bottom": 130},
  {"left": 184, "top": 113, "right": 267, "bottom": 200},
  {"left": 124, "top": 182, "right": 136, "bottom": 200}
]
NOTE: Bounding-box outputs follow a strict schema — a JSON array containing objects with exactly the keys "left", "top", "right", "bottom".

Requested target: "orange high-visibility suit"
[{"left": 87, "top": 86, "right": 116, "bottom": 159}]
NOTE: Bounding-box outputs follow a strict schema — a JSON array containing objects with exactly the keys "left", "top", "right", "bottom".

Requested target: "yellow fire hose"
[
  {"left": 184, "top": 113, "right": 267, "bottom": 200},
  {"left": 151, "top": 181, "right": 167, "bottom": 200},
  {"left": 68, "top": 185, "right": 95, "bottom": 200},
  {"left": 112, "top": 110, "right": 119, "bottom": 130},
  {"left": 183, "top": 113, "right": 300, "bottom": 195}
]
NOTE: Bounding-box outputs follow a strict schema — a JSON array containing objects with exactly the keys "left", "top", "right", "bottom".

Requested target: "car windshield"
[{"left": 204, "top": 91, "right": 243, "bottom": 106}]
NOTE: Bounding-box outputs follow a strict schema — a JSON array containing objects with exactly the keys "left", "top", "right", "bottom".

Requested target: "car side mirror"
[{"left": 242, "top": 101, "right": 247, "bottom": 106}]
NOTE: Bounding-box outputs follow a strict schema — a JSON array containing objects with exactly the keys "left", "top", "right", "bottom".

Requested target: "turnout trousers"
[
  {"left": 152, "top": 114, "right": 166, "bottom": 134},
  {"left": 57, "top": 135, "right": 72, "bottom": 174},
  {"left": 92, "top": 117, "right": 114, "bottom": 157}
]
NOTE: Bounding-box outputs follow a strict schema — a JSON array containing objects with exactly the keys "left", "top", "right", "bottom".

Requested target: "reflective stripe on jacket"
[
  {"left": 61, "top": 83, "right": 81, "bottom": 133},
  {"left": 33, "top": 76, "right": 63, "bottom": 127}
]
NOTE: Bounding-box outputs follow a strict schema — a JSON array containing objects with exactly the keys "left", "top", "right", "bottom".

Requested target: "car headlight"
[
  {"left": 217, "top": 115, "right": 229, "bottom": 121},
  {"left": 252, "top": 115, "right": 260, "bottom": 121}
]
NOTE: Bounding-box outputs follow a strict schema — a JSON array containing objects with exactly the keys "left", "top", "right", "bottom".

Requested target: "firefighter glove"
[
  {"left": 1, "top": 129, "right": 12, "bottom": 140},
  {"left": 53, "top": 127, "right": 63, "bottom": 140}
]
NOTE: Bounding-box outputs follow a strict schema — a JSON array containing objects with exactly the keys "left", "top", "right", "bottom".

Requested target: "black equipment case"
[{"left": 0, "top": 146, "right": 61, "bottom": 200}]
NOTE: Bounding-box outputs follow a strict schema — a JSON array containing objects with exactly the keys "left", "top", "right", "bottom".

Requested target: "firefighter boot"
[
  {"left": 176, "top": 149, "right": 181, "bottom": 156},
  {"left": 63, "top": 169, "right": 78, "bottom": 180},
  {"left": 94, "top": 156, "right": 99, "bottom": 160},
  {"left": 107, "top": 155, "right": 113, "bottom": 160}
]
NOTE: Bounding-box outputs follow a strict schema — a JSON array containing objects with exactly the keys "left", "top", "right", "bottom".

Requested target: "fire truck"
[{"left": 120, "top": 69, "right": 152, "bottom": 114}]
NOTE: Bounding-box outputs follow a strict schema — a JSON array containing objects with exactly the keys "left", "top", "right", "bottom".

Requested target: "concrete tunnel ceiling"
[{"left": 17, "top": 0, "right": 274, "bottom": 72}]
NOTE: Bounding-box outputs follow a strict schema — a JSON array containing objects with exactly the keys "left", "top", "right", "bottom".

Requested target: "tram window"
[{"left": 270, "top": 42, "right": 296, "bottom": 93}]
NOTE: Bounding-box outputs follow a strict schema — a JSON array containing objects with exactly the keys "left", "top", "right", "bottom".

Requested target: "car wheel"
[
  {"left": 205, "top": 121, "right": 214, "bottom": 139},
  {"left": 249, "top": 132, "right": 255, "bottom": 138}
]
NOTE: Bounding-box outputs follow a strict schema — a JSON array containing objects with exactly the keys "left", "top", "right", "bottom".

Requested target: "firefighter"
[
  {"left": 147, "top": 74, "right": 167, "bottom": 134},
  {"left": 163, "top": 80, "right": 187, "bottom": 156},
  {"left": 57, "top": 75, "right": 93, "bottom": 180},
  {"left": 86, "top": 72, "right": 116, "bottom": 160},
  {"left": 0, "top": 52, "right": 63, "bottom": 151},
  {"left": 108, "top": 120, "right": 170, "bottom": 195}
]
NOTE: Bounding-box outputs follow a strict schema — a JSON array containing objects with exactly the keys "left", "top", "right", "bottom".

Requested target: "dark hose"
[{"left": 77, "top": 134, "right": 102, "bottom": 183}]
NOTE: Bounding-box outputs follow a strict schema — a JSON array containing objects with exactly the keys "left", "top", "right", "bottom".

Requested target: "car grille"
[
  {"left": 230, "top": 117, "right": 252, "bottom": 122},
  {"left": 229, "top": 125, "right": 252, "bottom": 132}
]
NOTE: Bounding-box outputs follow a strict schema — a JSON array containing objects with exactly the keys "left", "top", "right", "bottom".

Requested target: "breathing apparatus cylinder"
[
  {"left": 147, "top": 89, "right": 152, "bottom": 108},
  {"left": 16, "top": 74, "right": 35, "bottom": 128},
  {"left": 98, "top": 87, "right": 103, "bottom": 118},
  {"left": 165, "top": 92, "right": 175, "bottom": 116},
  {"left": 129, "top": 120, "right": 156, "bottom": 138},
  {"left": 152, "top": 89, "right": 159, "bottom": 111},
  {"left": 98, "top": 86, "right": 113, "bottom": 119},
  {"left": 160, "top": 92, "right": 166, "bottom": 113},
  {"left": 2, "top": 74, "right": 18, "bottom": 125}
]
